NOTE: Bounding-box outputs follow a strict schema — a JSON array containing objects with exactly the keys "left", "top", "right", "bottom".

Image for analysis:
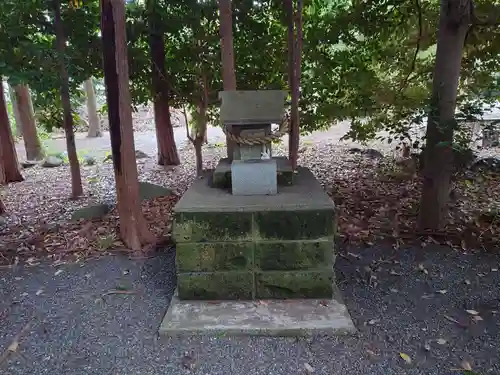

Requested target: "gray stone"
[
  {"left": 83, "top": 155, "right": 97, "bottom": 166},
  {"left": 159, "top": 287, "right": 356, "bottom": 336},
  {"left": 139, "top": 181, "right": 173, "bottom": 201},
  {"left": 41, "top": 156, "right": 64, "bottom": 168},
  {"left": 179, "top": 167, "right": 332, "bottom": 213},
  {"left": 71, "top": 203, "right": 113, "bottom": 221},
  {"left": 231, "top": 159, "right": 277, "bottom": 196},
  {"left": 219, "top": 90, "right": 287, "bottom": 126},
  {"left": 21, "top": 161, "right": 38, "bottom": 169},
  {"left": 135, "top": 150, "right": 149, "bottom": 159}
]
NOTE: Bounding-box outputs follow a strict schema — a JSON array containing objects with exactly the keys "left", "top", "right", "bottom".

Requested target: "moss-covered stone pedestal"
[{"left": 159, "top": 167, "right": 356, "bottom": 336}]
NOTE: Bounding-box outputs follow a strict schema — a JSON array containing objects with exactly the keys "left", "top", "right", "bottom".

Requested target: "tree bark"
[
  {"left": 0, "top": 197, "right": 5, "bottom": 215},
  {"left": 54, "top": 0, "right": 83, "bottom": 198},
  {"left": 418, "top": 0, "right": 471, "bottom": 231},
  {"left": 0, "top": 84, "right": 23, "bottom": 184},
  {"left": 8, "top": 84, "right": 23, "bottom": 138},
  {"left": 217, "top": 0, "right": 237, "bottom": 160},
  {"left": 100, "top": 0, "right": 154, "bottom": 250},
  {"left": 147, "top": 0, "right": 180, "bottom": 166},
  {"left": 14, "top": 85, "right": 44, "bottom": 161},
  {"left": 285, "top": 0, "right": 302, "bottom": 170},
  {"left": 84, "top": 78, "right": 102, "bottom": 138}
]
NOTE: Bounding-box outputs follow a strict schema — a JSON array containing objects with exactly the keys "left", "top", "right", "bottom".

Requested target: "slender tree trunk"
[
  {"left": 8, "top": 84, "right": 23, "bottom": 138},
  {"left": 84, "top": 78, "right": 102, "bottom": 138},
  {"left": 217, "top": 0, "right": 237, "bottom": 160},
  {"left": 285, "top": 0, "right": 302, "bottom": 170},
  {"left": 14, "top": 85, "right": 44, "bottom": 161},
  {"left": 0, "top": 84, "right": 23, "bottom": 184},
  {"left": 100, "top": 0, "right": 154, "bottom": 250},
  {"left": 147, "top": 0, "right": 180, "bottom": 166},
  {"left": 54, "top": 0, "right": 83, "bottom": 198},
  {"left": 418, "top": 0, "right": 471, "bottom": 231},
  {"left": 0, "top": 197, "right": 5, "bottom": 215}
]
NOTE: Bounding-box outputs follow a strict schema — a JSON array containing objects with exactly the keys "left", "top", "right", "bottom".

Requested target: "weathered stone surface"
[
  {"left": 173, "top": 212, "right": 253, "bottom": 243},
  {"left": 42, "top": 156, "right": 63, "bottom": 168},
  {"left": 254, "top": 240, "right": 333, "bottom": 270},
  {"left": 178, "top": 272, "right": 253, "bottom": 300},
  {"left": 71, "top": 203, "right": 113, "bottom": 221},
  {"left": 231, "top": 159, "right": 277, "bottom": 196},
  {"left": 138, "top": 181, "right": 173, "bottom": 201},
  {"left": 160, "top": 290, "right": 356, "bottom": 336},
  {"left": 255, "top": 209, "right": 335, "bottom": 240},
  {"left": 255, "top": 271, "right": 333, "bottom": 299},
  {"left": 135, "top": 150, "right": 149, "bottom": 159},
  {"left": 176, "top": 243, "right": 254, "bottom": 272},
  {"left": 213, "top": 157, "right": 294, "bottom": 189}
]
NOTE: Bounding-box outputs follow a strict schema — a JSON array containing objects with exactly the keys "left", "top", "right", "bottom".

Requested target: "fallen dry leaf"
[
  {"left": 436, "top": 338, "right": 447, "bottom": 345},
  {"left": 465, "top": 309, "right": 480, "bottom": 316},
  {"left": 399, "top": 352, "right": 412, "bottom": 364},
  {"left": 304, "top": 363, "right": 315, "bottom": 374}
]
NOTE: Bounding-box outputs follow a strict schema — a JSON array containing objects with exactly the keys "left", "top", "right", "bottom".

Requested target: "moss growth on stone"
[
  {"left": 178, "top": 272, "right": 253, "bottom": 300},
  {"left": 254, "top": 240, "right": 333, "bottom": 270},
  {"left": 255, "top": 209, "right": 335, "bottom": 240},
  {"left": 177, "top": 243, "right": 254, "bottom": 272},
  {"left": 255, "top": 271, "right": 333, "bottom": 299},
  {"left": 173, "top": 212, "right": 253, "bottom": 242}
]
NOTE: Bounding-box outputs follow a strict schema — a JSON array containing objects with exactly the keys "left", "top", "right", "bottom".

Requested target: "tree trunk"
[
  {"left": 0, "top": 84, "right": 23, "bottom": 184},
  {"left": 14, "top": 85, "right": 44, "bottom": 161},
  {"left": 0, "top": 197, "right": 5, "bottom": 215},
  {"left": 8, "top": 84, "right": 23, "bottom": 138},
  {"left": 100, "top": 0, "right": 154, "bottom": 250},
  {"left": 217, "top": 0, "right": 237, "bottom": 160},
  {"left": 285, "top": 0, "right": 302, "bottom": 170},
  {"left": 84, "top": 78, "right": 102, "bottom": 138},
  {"left": 54, "top": 0, "right": 83, "bottom": 198},
  {"left": 147, "top": 0, "right": 180, "bottom": 166},
  {"left": 418, "top": 0, "right": 471, "bottom": 231}
]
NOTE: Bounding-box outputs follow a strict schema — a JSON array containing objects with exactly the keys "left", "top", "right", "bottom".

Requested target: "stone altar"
[{"left": 159, "top": 90, "right": 355, "bottom": 336}]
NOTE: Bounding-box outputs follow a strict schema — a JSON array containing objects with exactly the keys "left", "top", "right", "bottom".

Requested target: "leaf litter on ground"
[{"left": 2, "top": 141, "right": 500, "bottom": 265}]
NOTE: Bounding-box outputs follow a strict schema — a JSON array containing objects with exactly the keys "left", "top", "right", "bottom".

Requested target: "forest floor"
[{"left": 1, "top": 121, "right": 500, "bottom": 374}]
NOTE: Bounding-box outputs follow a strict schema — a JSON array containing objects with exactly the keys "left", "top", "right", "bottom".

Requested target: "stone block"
[
  {"left": 255, "top": 271, "right": 333, "bottom": 299},
  {"left": 212, "top": 157, "right": 294, "bottom": 188},
  {"left": 178, "top": 272, "right": 253, "bottom": 300},
  {"left": 254, "top": 240, "right": 333, "bottom": 271},
  {"left": 138, "top": 182, "right": 173, "bottom": 201},
  {"left": 71, "top": 203, "right": 113, "bottom": 221},
  {"left": 173, "top": 212, "right": 253, "bottom": 243},
  {"left": 176, "top": 242, "right": 254, "bottom": 272},
  {"left": 255, "top": 209, "right": 335, "bottom": 240},
  {"left": 231, "top": 159, "right": 277, "bottom": 196}
]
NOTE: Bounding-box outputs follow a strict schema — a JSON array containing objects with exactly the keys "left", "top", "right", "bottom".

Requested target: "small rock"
[
  {"left": 139, "top": 181, "right": 173, "bottom": 201},
  {"left": 41, "top": 156, "right": 64, "bottom": 168},
  {"left": 470, "top": 156, "right": 500, "bottom": 172},
  {"left": 21, "top": 160, "right": 38, "bottom": 169},
  {"left": 135, "top": 150, "right": 149, "bottom": 159},
  {"left": 348, "top": 148, "right": 383, "bottom": 158},
  {"left": 83, "top": 155, "right": 97, "bottom": 166},
  {"left": 71, "top": 203, "right": 113, "bottom": 221}
]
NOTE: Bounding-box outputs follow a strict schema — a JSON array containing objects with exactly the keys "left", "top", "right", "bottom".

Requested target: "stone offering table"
[{"left": 160, "top": 90, "right": 355, "bottom": 336}]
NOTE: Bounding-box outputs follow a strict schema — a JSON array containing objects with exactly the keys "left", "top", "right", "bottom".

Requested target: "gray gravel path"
[{"left": 0, "top": 246, "right": 499, "bottom": 375}]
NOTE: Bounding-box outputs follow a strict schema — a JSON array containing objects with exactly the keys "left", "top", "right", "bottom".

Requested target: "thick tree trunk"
[
  {"left": 101, "top": 0, "right": 154, "bottom": 250},
  {"left": 84, "top": 78, "right": 102, "bottom": 138},
  {"left": 147, "top": 0, "right": 180, "bottom": 166},
  {"left": 0, "top": 198, "right": 5, "bottom": 215},
  {"left": 8, "top": 84, "right": 23, "bottom": 138},
  {"left": 54, "top": 0, "right": 83, "bottom": 198},
  {"left": 14, "top": 85, "right": 44, "bottom": 161},
  {"left": 418, "top": 0, "right": 471, "bottom": 231},
  {"left": 217, "top": 0, "right": 237, "bottom": 160},
  {"left": 0, "top": 85, "right": 23, "bottom": 184}
]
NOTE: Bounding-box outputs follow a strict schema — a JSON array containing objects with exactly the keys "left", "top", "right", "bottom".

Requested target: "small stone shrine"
[{"left": 160, "top": 90, "right": 355, "bottom": 336}]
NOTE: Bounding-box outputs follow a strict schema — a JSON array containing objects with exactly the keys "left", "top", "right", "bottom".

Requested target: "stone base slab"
[{"left": 159, "top": 289, "right": 356, "bottom": 337}]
